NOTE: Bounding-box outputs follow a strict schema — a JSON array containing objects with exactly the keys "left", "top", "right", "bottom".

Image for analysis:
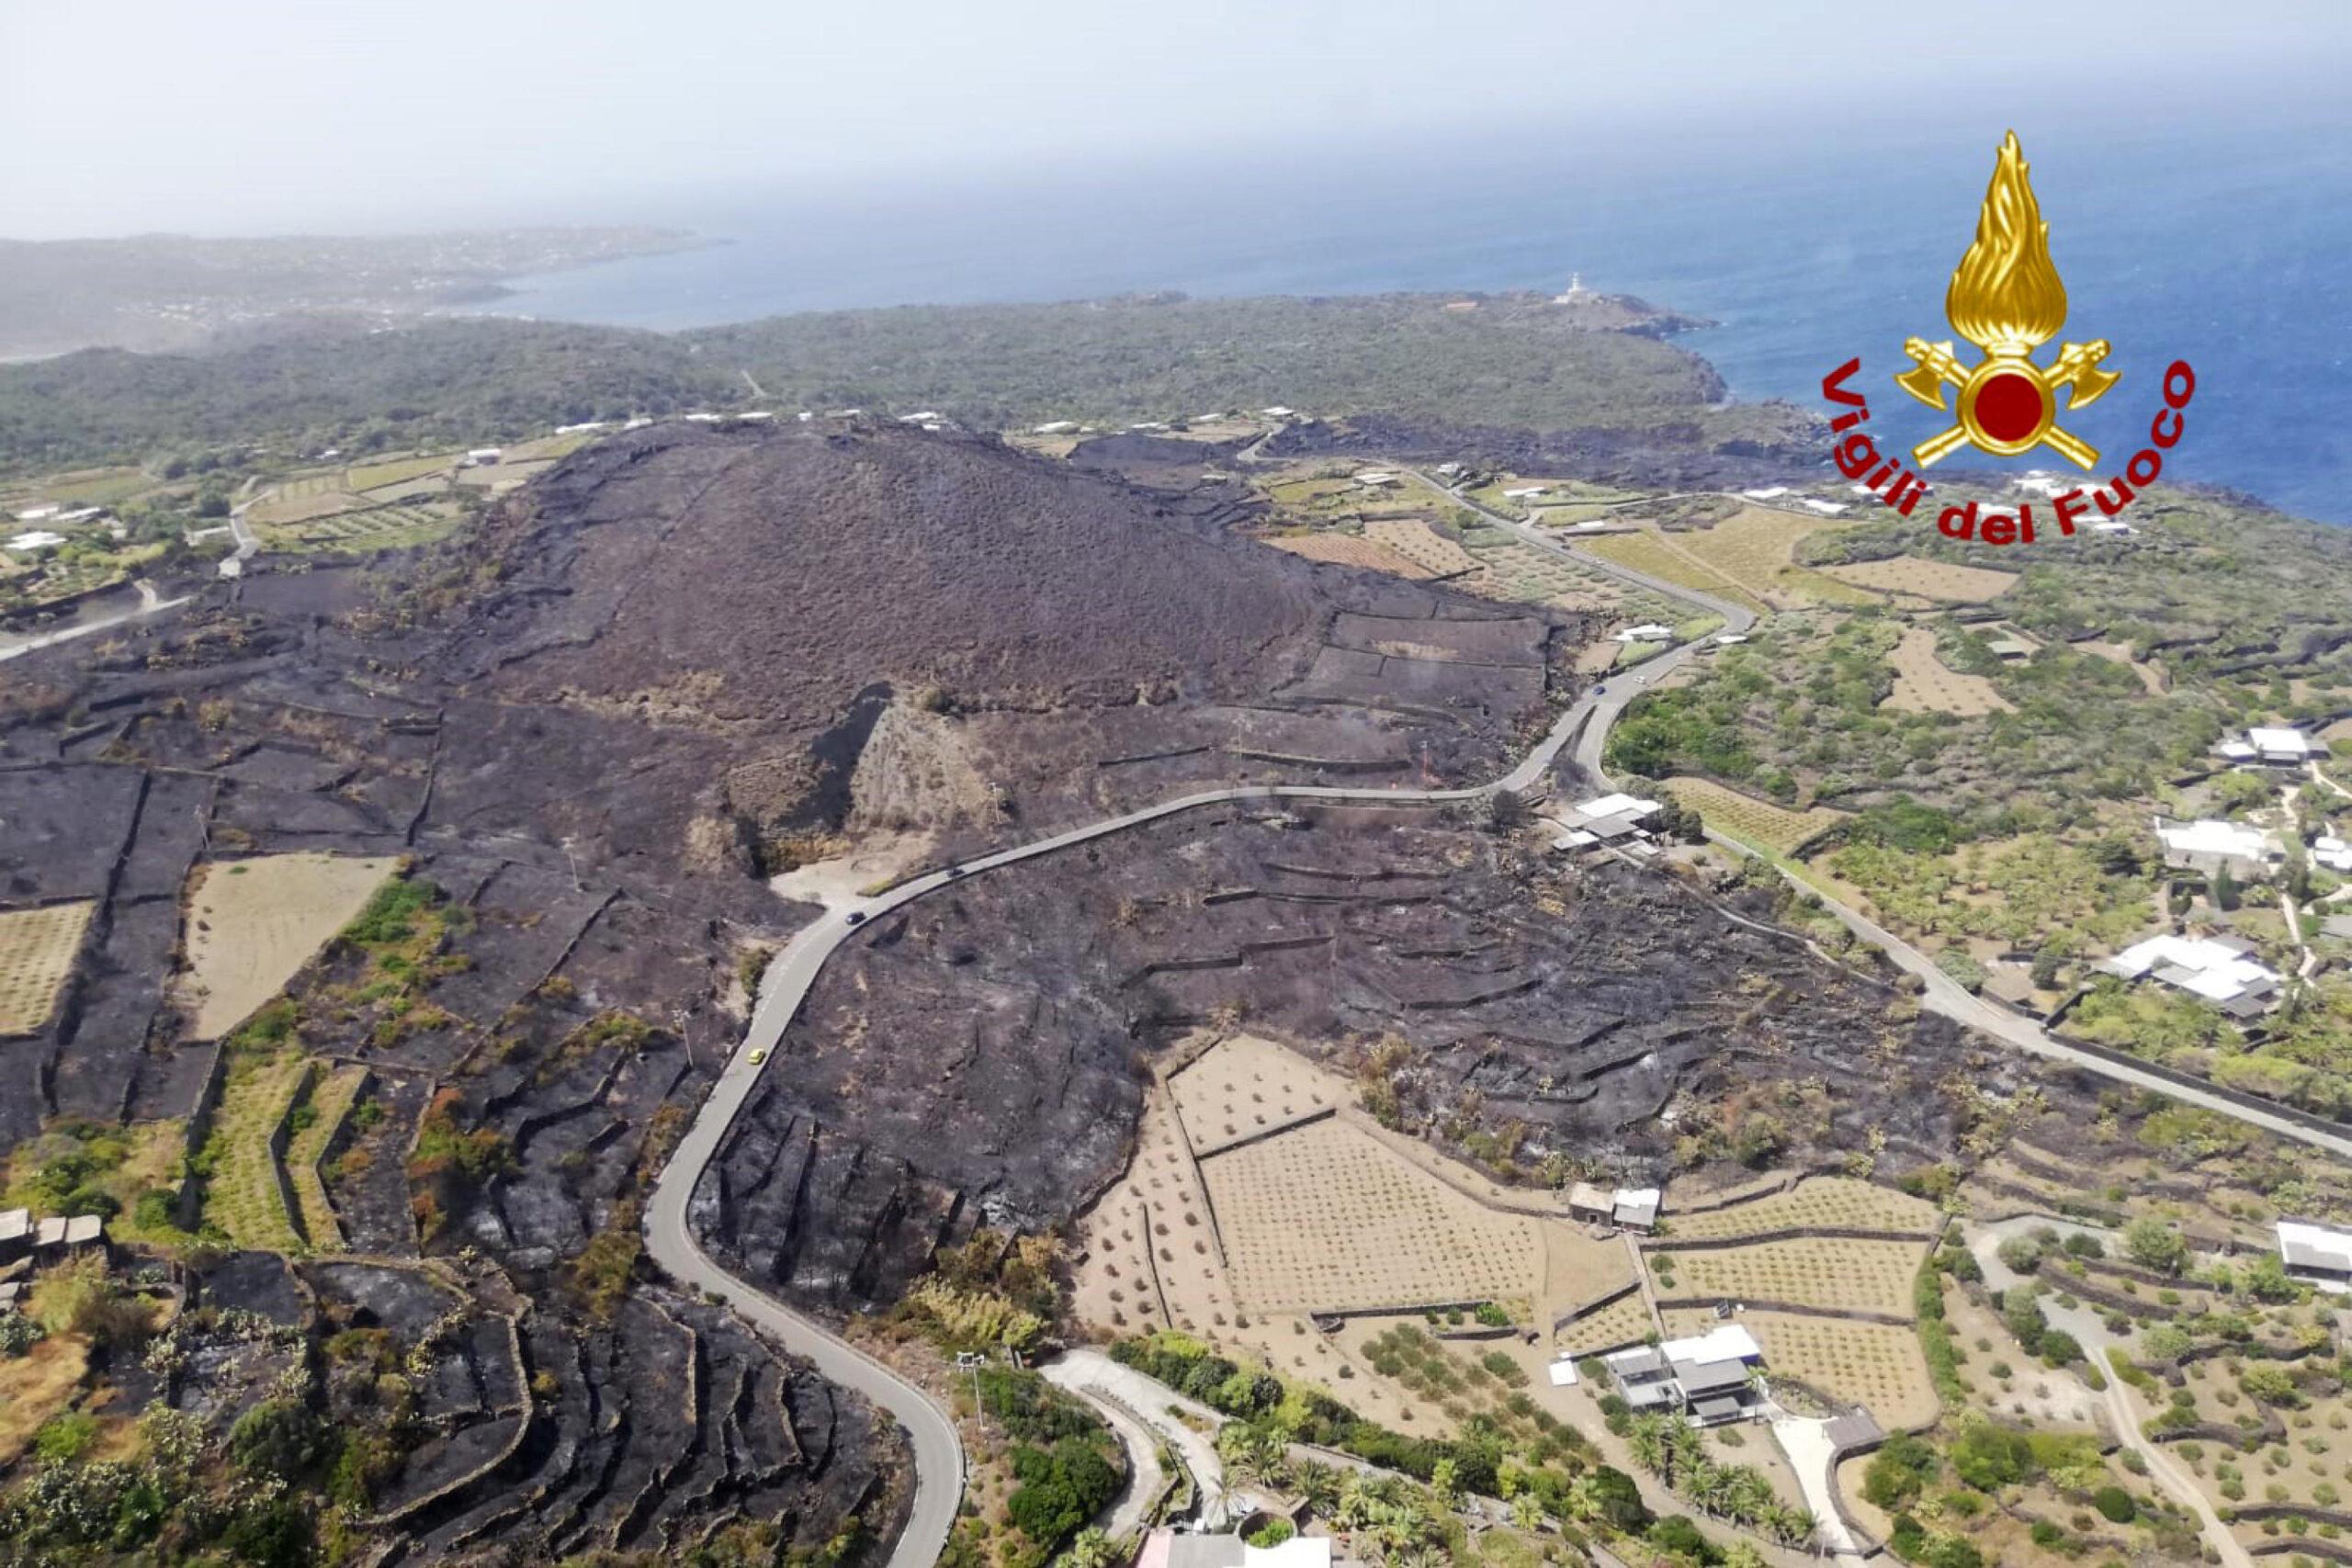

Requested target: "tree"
[
  {"left": 2123, "top": 1216, "right": 2191, "bottom": 1276},
  {"left": 229, "top": 1398, "right": 326, "bottom": 1483},
  {"left": 1486, "top": 787, "right": 1532, "bottom": 832}
]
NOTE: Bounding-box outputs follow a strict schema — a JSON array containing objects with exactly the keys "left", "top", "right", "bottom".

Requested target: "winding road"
[{"left": 645, "top": 466, "right": 2352, "bottom": 1566}]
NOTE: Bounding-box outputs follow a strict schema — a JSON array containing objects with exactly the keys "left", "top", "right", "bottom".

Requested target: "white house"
[
  {"left": 2315, "top": 835, "right": 2352, "bottom": 874},
  {"left": 2155, "top": 818, "right": 2282, "bottom": 879},
  {"left": 1613, "top": 623, "right": 1674, "bottom": 643},
  {"left": 13, "top": 504, "right": 61, "bottom": 523},
  {"left": 2101, "top": 933, "right": 2282, "bottom": 1017},
  {"left": 1259, "top": 406, "right": 1295, "bottom": 419},
  {"left": 1800, "top": 499, "right": 1849, "bottom": 515},
  {"left": 2016, "top": 471, "right": 2068, "bottom": 498},
  {"left": 2247, "top": 727, "right": 2321, "bottom": 764},
  {"left": 2278, "top": 1220, "right": 2352, "bottom": 1292},
  {"left": 1501, "top": 485, "right": 1548, "bottom": 499},
  {"left": 1032, "top": 421, "right": 1078, "bottom": 434},
  {"left": 463, "top": 447, "right": 503, "bottom": 466},
  {"left": 1741, "top": 486, "right": 1790, "bottom": 500},
  {"left": 1604, "top": 1323, "right": 1764, "bottom": 1425},
  {"left": 2091, "top": 520, "right": 2137, "bottom": 536},
  {"left": 6, "top": 530, "right": 65, "bottom": 554}
]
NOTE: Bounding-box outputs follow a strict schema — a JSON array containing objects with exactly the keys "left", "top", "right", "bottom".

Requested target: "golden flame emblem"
[{"left": 1895, "top": 131, "right": 2120, "bottom": 470}]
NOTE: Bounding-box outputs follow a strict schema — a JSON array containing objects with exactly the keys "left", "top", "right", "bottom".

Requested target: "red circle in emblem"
[{"left": 1974, "top": 372, "right": 2045, "bottom": 444}]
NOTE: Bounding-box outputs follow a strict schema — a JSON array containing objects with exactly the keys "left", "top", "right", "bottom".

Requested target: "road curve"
[{"left": 647, "top": 470, "right": 2352, "bottom": 1566}]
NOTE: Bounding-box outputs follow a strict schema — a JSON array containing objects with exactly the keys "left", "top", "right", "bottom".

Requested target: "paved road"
[
  {"left": 1035, "top": 1354, "right": 1170, "bottom": 1538},
  {"left": 1967, "top": 1216, "right": 2253, "bottom": 1568},
  {"left": 1770, "top": 1416, "right": 1867, "bottom": 1568},
  {"left": 0, "top": 578, "right": 193, "bottom": 664}
]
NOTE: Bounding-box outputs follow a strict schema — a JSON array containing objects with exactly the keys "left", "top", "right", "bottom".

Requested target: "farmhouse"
[
  {"left": 1354, "top": 470, "right": 1400, "bottom": 488},
  {"left": 34, "top": 1213, "right": 107, "bottom": 1254},
  {"left": 2250, "top": 727, "right": 2320, "bottom": 764},
  {"left": 0, "top": 1206, "right": 28, "bottom": 1261},
  {"left": 5, "top": 530, "right": 65, "bottom": 554},
  {"left": 1604, "top": 1323, "right": 1764, "bottom": 1424},
  {"left": 1260, "top": 406, "right": 1296, "bottom": 419},
  {"left": 2278, "top": 1219, "right": 2352, "bottom": 1292},
  {"left": 1561, "top": 793, "right": 1664, "bottom": 844},
  {"left": 1032, "top": 421, "right": 1079, "bottom": 434},
  {"left": 1613, "top": 624, "right": 1674, "bottom": 644},
  {"left": 1799, "top": 499, "right": 1848, "bottom": 516},
  {"left": 463, "top": 447, "right": 503, "bottom": 467},
  {"left": 1501, "top": 485, "right": 1548, "bottom": 499},
  {"left": 13, "top": 504, "right": 62, "bottom": 523},
  {"left": 2100, "top": 933, "right": 2282, "bottom": 1018},
  {"left": 1566, "top": 1182, "right": 1616, "bottom": 1224},
  {"left": 2154, "top": 818, "right": 2282, "bottom": 880},
  {"left": 2314, "top": 834, "right": 2352, "bottom": 874},
  {"left": 1612, "top": 1187, "right": 1661, "bottom": 1232},
  {"left": 1741, "top": 487, "right": 1790, "bottom": 500}
]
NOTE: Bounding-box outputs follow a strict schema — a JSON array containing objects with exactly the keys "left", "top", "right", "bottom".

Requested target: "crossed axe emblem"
[{"left": 1895, "top": 337, "right": 2121, "bottom": 470}]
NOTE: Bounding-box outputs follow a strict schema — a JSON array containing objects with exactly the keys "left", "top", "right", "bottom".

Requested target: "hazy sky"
[{"left": 6, "top": 0, "right": 2346, "bottom": 238}]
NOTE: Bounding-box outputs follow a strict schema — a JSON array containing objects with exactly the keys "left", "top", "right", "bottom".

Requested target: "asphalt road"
[{"left": 646, "top": 470, "right": 2351, "bottom": 1564}]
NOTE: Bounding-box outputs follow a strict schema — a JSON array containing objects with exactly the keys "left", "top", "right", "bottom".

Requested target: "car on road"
[
  {"left": 1593, "top": 684, "right": 1608, "bottom": 695},
  {"left": 748, "top": 1049, "right": 767, "bottom": 1065},
  {"left": 944, "top": 866, "right": 963, "bottom": 879},
  {"left": 845, "top": 910, "right": 865, "bottom": 926}
]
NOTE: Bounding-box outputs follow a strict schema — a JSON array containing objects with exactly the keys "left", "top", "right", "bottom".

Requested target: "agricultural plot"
[
  {"left": 1662, "top": 1176, "right": 1940, "bottom": 1242},
  {"left": 1666, "top": 507, "right": 1877, "bottom": 607},
  {"left": 265, "top": 502, "right": 462, "bottom": 555},
  {"left": 1658, "top": 777, "right": 1848, "bottom": 855},
  {"left": 1555, "top": 1290, "right": 1655, "bottom": 1356},
  {"left": 286, "top": 1064, "right": 368, "bottom": 1251},
  {"left": 345, "top": 452, "right": 462, "bottom": 491},
  {"left": 0, "top": 900, "right": 95, "bottom": 1035},
  {"left": 1666, "top": 1307, "right": 1938, "bottom": 1427},
  {"left": 1651, "top": 1236, "right": 1928, "bottom": 1318},
  {"left": 1168, "top": 1032, "right": 1346, "bottom": 1155},
  {"left": 1364, "top": 518, "right": 1481, "bottom": 577},
  {"left": 1819, "top": 556, "right": 2018, "bottom": 603},
  {"left": 179, "top": 854, "right": 398, "bottom": 1041},
  {"left": 247, "top": 486, "right": 359, "bottom": 527},
  {"left": 199, "top": 1051, "right": 311, "bottom": 1254},
  {"left": 1883, "top": 626, "right": 2012, "bottom": 716},
  {"left": 1205, "top": 1116, "right": 1542, "bottom": 1313},
  {"left": 1068, "top": 1085, "right": 1240, "bottom": 1337},
  {"left": 1578, "top": 528, "right": 1770, "bottom": 616},
  {"left": 1260, "top": 532, "right": 1438, "bottom": 579},
  {"left": 1466, "top": 536, "right": 1682, "bottom": 622}
]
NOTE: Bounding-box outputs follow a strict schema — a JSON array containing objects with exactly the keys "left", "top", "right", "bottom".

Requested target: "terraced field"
[
  {"left": 199, "top": 1050, "right": 311, "bottom": 1253},
  {"left": 1662, "top": 1177, "right": 1941, "bottom": 1242},
  {"left": 1883, "top": 626, "right": 2012, "bottom": 716},
  {"left": 0, "top": 900, "right": 95, "bottom": 1034},
  {"left": 1651, "top": 1236, "right": 1928, "bottom": 1318},
  {"left": 1665, "top": 508, "right": 1878, "bottom": 607},
  {"left": 266, "top": 502, "right": 463, "bottom": 554},
  {"left": 1819, "top": 556, "right": 2018, "bottom": 604},
  {"left": 1261, "top": 531, "right": 1438, "bottom": 579},
  {"left": 1463, "top": 534, "right": 1682, "bottom": 623},
  {"left": 1657, "top": 777, "right": 1849, "bottom": 855},
  {"left": 286, "top": 1064, "right": 369, "bottom": 1251},
  {"left": 1364, "top": 518, "right": 1480, "bottom": 576},
  {"left": 1663, "top": 1306, "right": 1938, "bottom": 1427},
  {"left": 1555, "top": 1289, "right": 1655, "bottom": 1356},
  {"left": 1577, "top": 528, "right": 1770, "bottom": 616},
  {"left": 346, "top": 452, "right": 462, "bottom": 491}
]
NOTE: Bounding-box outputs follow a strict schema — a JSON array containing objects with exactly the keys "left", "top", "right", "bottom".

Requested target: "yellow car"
[{"left": 747, "top": 1049, "right": 768, "bottom": 1065}]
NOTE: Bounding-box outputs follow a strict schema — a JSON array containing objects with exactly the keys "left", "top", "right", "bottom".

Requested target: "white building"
[
  {"left": 1501, "top": 485, "right": 1548, "bottom": 499},
  {"left": 2314, "top": 835, "right": 2352, "bottom": 874},
  {"left": 1613, "top": 624, "right": 1674, "bottom": 644},
  {"left": 6, "top": 530, "right": 65, "bottom": 554},
  {"left": 1604, "top": 1323, "right": 1764, "bottom": 1424},
  {"left": 2155, "top": 818, "right": 2282, "bottom": 879},
  {"left": 1259, "top": 406, "right": 1295, "bottom": 419},
  {"left": 2278, "top": 1220, "right": 2352, "bottom": 1292},
  {"left": 1032, "top": 421, "right": 1079, "bottom": 434},
  {"left": 463, "top": 447, "right": 503, "bottom": 466},
  {"left": 2101, "top": 933, "right": 2282, "bottom": 1018},
  {"left": 13, "top": 504, "right": 61, "bottom": 523},
  {"left": 1741, "top": 486, "right": 1790, "bottom": 500},
  {"left": 2246, "top": 727, "right": 2321, "bottom": 764},
  {"left": 1800, "top": 499, "right": 1849, "bottom": 515}
]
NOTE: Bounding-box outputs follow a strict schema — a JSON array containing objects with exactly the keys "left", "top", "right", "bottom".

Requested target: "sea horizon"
[{"left": 492, "top": 111, "right": 2352, "bottom": 525}]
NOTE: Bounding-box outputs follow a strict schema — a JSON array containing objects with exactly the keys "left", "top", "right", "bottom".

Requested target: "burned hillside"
[{"left": 689, "top": 798, "right": 2024, "bottom": 1313}]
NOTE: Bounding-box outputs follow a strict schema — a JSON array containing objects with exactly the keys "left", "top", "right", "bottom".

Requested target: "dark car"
[{"left": 845, "top": 910, "right": 865, "bottom": 927}]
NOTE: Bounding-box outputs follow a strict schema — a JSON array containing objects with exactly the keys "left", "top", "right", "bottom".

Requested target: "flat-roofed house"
[
  {"left": 0, "top": 1207, "right": 28, "bottom": 1262},
  {"left": 2278, "top": 1220, "right": 2352, "bottom": 1292},
  {"left": 1612, "top": 1188, "right": 1661, "bottom": 1232},
  {"left": 2154, "top": 818, "right": 2282, "bottom": 881},
  {"left": 2100, "top": 933, "right": 2282, "bottom": 1017},
  {"left": 1566, "top": 1182, "right": 1615, "bottom": 1224},
  {"left": 2248, "top": 727, "right": 2320, "bottom": 764}
]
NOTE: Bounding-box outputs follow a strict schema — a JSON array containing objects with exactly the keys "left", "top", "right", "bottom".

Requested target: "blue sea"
[{"left": 497, "top": 108, "right": 2352, "bottom": 523}]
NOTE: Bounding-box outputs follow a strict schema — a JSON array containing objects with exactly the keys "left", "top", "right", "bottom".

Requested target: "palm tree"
[
  {"left": 1334, "top": 1474, "right": 1381, "bottom": 1534},
  {"left": 1687, "top": 1460, "right": 1734, "bottom": 1518},
  {"left": 1563, "top": 1473, "right": 1607, "bottom": 1525},
  {"left": 1724, "top": 1468, "right": 1776, "bottom": 1530},
  {"left": 1293, "top": 1459, "right": 1342, "bottom": 1517},
  {"left": 1719, "top": 1543, "right": 1768, "bottom": 1568},
  {"left": 1626, "top": 1415, "right": 1670, "bottom": 1480},
  {"left": 1428, "top": 1457, "right": 1462, "bottom": 1514},
  {"left": 1057, "top": 1529, "right": 1122, "bottom": 1568},
  {"left": 1510, "top": 1493, "right": 1545, "bottom": 1532}
]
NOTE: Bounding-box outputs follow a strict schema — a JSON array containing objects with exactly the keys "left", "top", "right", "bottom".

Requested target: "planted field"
[
  {"left": 345, "top": 452, "right": 460, "bottom": 491},
  {"left": 1883, "top": 626, "right": 2011, "bottom": 716},
  {"left": 1668, "top": 1307, "right": 1937, "bottom": 1427},
  {"left": 1578, "top": 528, "right": 1770, "bottom": 616},
  {"left": 1667, "top": 507, "right": 1877, "bottom": 607},
  {"left": 1364, "top": 518, "right": 1481, "bottom": 577},
  {"left": 1168, "top": 1033, "right": 1343, "bottom": 1155},
  {"left": 1658, "top": 777, "right": 1848, "bottom": 855},
  {"left": 1819, "top": 556, "right": 2018, "bottom": 603},
  {"left": 32, "top": 466, "right": 159, "bottom": 507},
  {"left": 1207, "top": 1116, "right": 1542, "bottom": 1313},
  {"left": 1261, "top": 531, "right": 1438, "bottom": 579},
  {"left": 286, "top": 1064, "right": 368, "bottom": 1251},
  {"left": 1651, "top": 1236, "right": 1928, "bottom": 1318},
  {"left": 199, "top": 1050, "right": 311, "bottom": 1254},
  {"left": 1555, "top": 1290, "right": 1655, "bottom": 1356},
  {"left": 247, "top": 487, "right": 358, "bottom": 526},
  {"left": 0, "top": 900, "right": 95, "bottom": 1035},
  {"left": 1662, "top": 1176, "right": 1940, "bottom": 1242},
  {"left": 1068, "top": 1086, "right": 1241, "bottom": 1338},
  {"left": 179, "top": 853, "right": 398, "bottom": 1041},
  {"left": 271, "top": 502, "right": 462, "bottom": 554},
  {"left": 1466, "top": 536, "right": 1681, "bottom": 622}
]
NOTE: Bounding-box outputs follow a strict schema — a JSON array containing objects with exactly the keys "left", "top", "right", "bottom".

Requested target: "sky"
[{"left": 6, "top": 0, "right": 2348, "bottom": 239}]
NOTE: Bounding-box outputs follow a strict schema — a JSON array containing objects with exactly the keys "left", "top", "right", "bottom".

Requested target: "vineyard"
[
  {"left": 0, "top": 901, "right": 94, "bottom": 1035},
  {"left": 1665, "top": 1307, "right": 1939, "bottom": 1427},
  {"left": 286, "top": 1064, "right": 368, "bottom": 1251},
  {"left": 1577, "top": 528, "right": 1770, "bottom": 615},
  {"left": 1554, "top": 1290, "right": 1655, "bottom": 1356},
  {"left": 1666, "top": 507, "right": 1877, "bottom": 607},
  {"left": 1819, "top": 555, "right": 2019, "bottom": 604},
  {"left": 198, "top": 1050, "right": 311, "bottom": 1253},
  {"left": 345, "top": 452, "right": 461, "bottom": 491},
  {"left": 266, "top": 501, "right": 462, "bottom": 554},
  {"left": 1883, "top": 626, "right": 2012, "bottom": 716},
  {"left": 1660, "top": 1176, "right": 1940, "bottom": 1243},
  {"left": 1651, "top": 1236, "right": 1928, "bottom": 1318},
  {"left": 1658, "top": 776, "right": 1848, "bottom": 855}
]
